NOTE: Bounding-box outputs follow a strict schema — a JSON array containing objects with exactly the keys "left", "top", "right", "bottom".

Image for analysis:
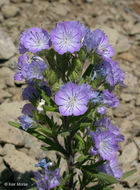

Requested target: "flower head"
[
  {"left": 107, "top": 124, "right": 125, "bottom": 142},
  {"left": 95, "top": 131, "right": 119, "bottom": 160},
  {"left": 40, "top": 81, "right": 52, "bottom": 97},
  {"left": 92, "top": 60, "right": 125, "bottom": 87},
  {"left": 101, "top": 90, "right": 119, "bottom": 108},
  {"left": 22, "top": 103, "right": 36, "bottom": 116},
  {"left": 18, "top": 114, "right": 35, "bottom": 131},
  {"left": 50, "top": 21, "right": 84, "bottom": 54},
  {"left": 80, "top": 83, "right": 97, "bottom": 100},
  {"left": 95, "top": 117, "right": 111, "bottom": 128},
  {"left": 14, "top": 54, "right": 29, "bottom": 81},
  {"left": 55, "top": 82, "right": 89, "bottom": 116},
  {"left": 22, "top": 85, "right": 39, "bottom": 100},
  {"left": 99, "top": 158, "right": 122, "bottom": 180},
  {"left": 33, "top": 171, "right": 47, "bottom": 190},
  {"left": 84, "top": 29, "right": 114, "bottom": 60},
  {"left": 26, "top": 60, "right": 46, "bottom": 80},
  {"left": 14, "top": 55, "right": 46, "bottom": 81},
  {"left": 34, "top": 159, "right": 59, "bottom": 190},
  {"left": 96, "top": 117, "right": 124, "bottom": 142},
  {"left": 104, "top": 60, "right": 125, "bottom": 87},
  {"left": 88, "top": 129, "right": 118, "bottom": 160},
  {"left": 19, "top": 27, "right": 51, "bottom": 54},
  {"left": 45, "top": 168, "right": 60, "bottom": 190}
]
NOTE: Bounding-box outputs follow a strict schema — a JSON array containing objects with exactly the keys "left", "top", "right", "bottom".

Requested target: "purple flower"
[
  {"left": 84, "top": 29, "right": 114, "bottom": 60},
  {"left": 96, "top": 118, "right": 124, "bottom": 142},
  {"left": 55, "top": 82, "right": 89, "bottom": 116},
  {"left": 107, "top": 124, "right": 125, "bottom": 142},
  {"left": 22, "top": 103, "right": 36, "bottom": 116},
  {"left": 40, "top": 81, "right": 52, "bottom": 97},
  {"left": 88, "top": 129, "right": 118, "bottom": 160},
  {"left": 97, "top": 106, "right": 106, "bottom": 115},
  {"left": 22, "top": 85, "right": 39, "bottom": 100},
  {"left": 18, "top": 43, "right": 27, "bottom": 54},
  {"left": 99, "top": 158, "right": 122, "bottom": 180},
  {"left": 101, "top": 90, "right": 119, "bottom": 108},
  {"left": 14, "top": 54, "right": 29, "bottom": 81},
  {"left": 101, "top": 60, "right": 125, "bottom": 87},
  {"left": 92, "top": 60, "right": 125, "bottom": 87},
  {"left": 50, "top": 21, "right": 83, "bottom": 54},
  {"left": 45, "top": 168, "right": 60, "bottom": 190},
  {"left": 18, "top": 115, "right": 35, "bottom": 131},
  {"left": 83, "top": 29, "right": 94, "bottom": 51},
  {"left": 19, "top": 27, "right": 51, "bottom": 54},
  {"left": 94, "top": 131, "right": 119, "bottom": 160},
  {"left": 14, "top": 55, "right": 46, "bottom": 81},
  {"left": 26, "top": 60, "right": 46, "bottom": 80},
  {"left": 34, "top": 171, "right": 47, "bottom": 190},
  {"left": 90, "top": 148, "right": 98, "bottom": 156},
  {"left": 80, "top": 83, "right": 97, "bottom": 100},
  {"left": 105, "top": 60, "right": 125, "bottom": 87},
  {"left": 34, "top": 159, "right": 60, "bottom": 190},
  {"left": 95, "top": 117, "right": 111, "bottom": 128},
  {"left": 91, "top": 90, "right": 119, "bottom": 107}
]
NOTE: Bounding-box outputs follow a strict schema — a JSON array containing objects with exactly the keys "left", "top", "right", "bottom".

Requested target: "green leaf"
[
  {"left": 36, "top": 126, "right": 52, "bottom": 136},
  {"left": 77, "top": 154, "right": 87, "bottom": 162},
  {"left": 44, "top": 105, "right": 58, "bottom": 112},
  {"left": 41, "top": 136, "right": 67, "bottom": 156},
  {"left": 44, "top": 115, "right": 54, "bottom": 129},
  {"left": 59, "top": 172, "right": 76, "bottom": 188},
  {"left": 92, "top": 172, "right": 118, "bottom": 184},
  {"left": 76, "top": 155, "right": 91, "bottom": 168},
  {"left": 28, "top": 129, "right": 54, "bottom": 146},
  {"left": 84, "top": 171, "right": 118, "bottom": 184},
  {"left": 8, "top": 121, "right": 20, "bottom": 129},
  {"left": 61, "top": 131, "right": 70, "bottom": 137},
  {"left": 78, "top": 48, "right": 86, "bottom": 61},
  {"left": 74, "top": 133, "right": 85, "bottom": 149},
  {"left": 40, "top": 89, "right": 51, "bottom": 105},
  {"left": 81, "top": 160, "right": 105, "bottom": 171},
  {"left": 121, "top": 169, "right": 136, "bottom": 181}
]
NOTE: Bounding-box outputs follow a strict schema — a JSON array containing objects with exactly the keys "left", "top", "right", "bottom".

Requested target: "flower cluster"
[
  {"left": 34, "top": 159, "right": 60, "bottom": 190},
  {"left": 12, "top": 20, "right": 127, "bottom": 190},
  {"left": 87, "top": 117, "right": 124, "bottom": 180}
]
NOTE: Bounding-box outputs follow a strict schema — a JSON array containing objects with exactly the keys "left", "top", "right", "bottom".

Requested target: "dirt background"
[{"left": 0, "top": 0, "right": 140, "bottom": 189}]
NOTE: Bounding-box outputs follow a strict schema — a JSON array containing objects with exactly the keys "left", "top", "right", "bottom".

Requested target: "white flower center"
[
  {"left": 69, "top": 98, "right": 76, "bottom": 108},
  {"left": 99, "top": 141, "right": 105, "bottom": 150},
  {"left": 99, "top": 45, "right": 105, "bottom": 53},
  {"left": 36, "top": 40, "right": 44, "bottom": 48}
]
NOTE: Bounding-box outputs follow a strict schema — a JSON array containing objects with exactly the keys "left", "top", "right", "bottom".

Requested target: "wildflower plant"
[{"left": 9, "top": 21, "right": 134, "bottom": 190}]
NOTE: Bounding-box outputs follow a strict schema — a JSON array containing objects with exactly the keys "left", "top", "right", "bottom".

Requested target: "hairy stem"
[{"left": 64, "top": 117, "right": 74, "bottom": 190}]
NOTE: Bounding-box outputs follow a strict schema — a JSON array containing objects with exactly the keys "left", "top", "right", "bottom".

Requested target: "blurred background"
[{"left": 0, "top": 0, "right": 140, "bottom": 189}]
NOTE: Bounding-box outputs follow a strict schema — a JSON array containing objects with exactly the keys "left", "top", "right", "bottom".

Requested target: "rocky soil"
[{"left": 0, "top": 0, "right": 140, "bottom": 189}]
